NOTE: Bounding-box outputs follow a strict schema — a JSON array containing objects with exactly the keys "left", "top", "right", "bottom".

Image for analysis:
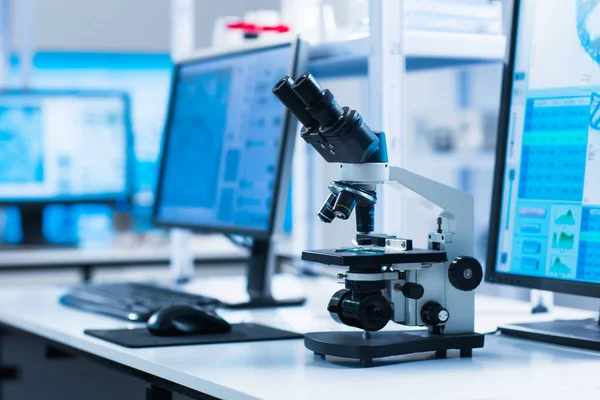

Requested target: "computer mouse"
[{"left": 146, "top": 305, "right": 232, "bottom": 336}]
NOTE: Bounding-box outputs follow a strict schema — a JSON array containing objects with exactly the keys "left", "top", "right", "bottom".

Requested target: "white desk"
[
  {"left": 0, "top": 275, "right": 599, "bottom": 400},
  {"left": 0, "top": 235, "right": 248, "bottom": 281}
]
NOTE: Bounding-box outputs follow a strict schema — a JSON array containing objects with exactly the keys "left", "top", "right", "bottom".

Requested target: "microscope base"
[{"left": 305, "top": 330, "right": 484, "bottom": 367}]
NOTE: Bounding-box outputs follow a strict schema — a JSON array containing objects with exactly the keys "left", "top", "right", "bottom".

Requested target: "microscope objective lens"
[
  {"left": 333, "top": 191, "right": 356, "bottom": 220},
  {"left": 318, "top": 193, "right": 338, "bottom": 223}
]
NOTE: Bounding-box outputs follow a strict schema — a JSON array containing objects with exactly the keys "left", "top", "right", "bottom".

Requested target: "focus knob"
[
  {"left": 401, "top": 282, "right": 424, "bottom": 300},
  {"left": 448, "top": 256, "right": 483, "bottom": 291},
  {"left": 420, "top": 301, "right": 449, "bottom": 326}
]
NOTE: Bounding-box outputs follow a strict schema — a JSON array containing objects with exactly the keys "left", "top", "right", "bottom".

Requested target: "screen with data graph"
[
  {"left": 155, "top": 44, "right": 292, "bottom": 233},
  {"left": 0, "top": 91, "right": 131, "bottom": 203},
  {"left": 494, "top": 0, "right": 600, "bottom": 285}
]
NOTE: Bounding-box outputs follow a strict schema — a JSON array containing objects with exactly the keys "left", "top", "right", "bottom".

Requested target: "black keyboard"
[{"left": 59, "top": 282, "right": 221, "bottom": 322}]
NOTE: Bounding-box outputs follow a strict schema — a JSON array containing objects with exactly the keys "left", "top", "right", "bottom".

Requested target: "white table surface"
[
  {"left": 0, "top": 274, "right": 598, "bottom": 400},
  {"left": 0, "top": 235, "right": 247, "bottom": 268}
]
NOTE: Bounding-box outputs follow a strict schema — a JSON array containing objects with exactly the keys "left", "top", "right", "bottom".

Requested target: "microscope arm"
[{"left": 388, "top": 166, "right": 474, "bottom": 258}]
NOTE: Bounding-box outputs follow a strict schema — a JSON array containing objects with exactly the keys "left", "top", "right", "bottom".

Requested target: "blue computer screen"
[
  {"left": 1, "top": 53, "right": 171, "bottom": 244},
  {"left": 0, "top": 92, "right": 130, "bottom": 202},
  {"left": 156, "top": 45, "right": 291, "bottom": 232},
  {"left": 495, "top": 0, "right": 600, "bottom": 284}
]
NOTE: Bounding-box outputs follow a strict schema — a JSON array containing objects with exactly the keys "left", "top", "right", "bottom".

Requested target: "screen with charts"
[
  {"left": 156, "top": 45, "right": 291, "bottom": 232},
  {"left": 0, "top": 92, "right": 130, "bottom": 202},
  {"left": 495, "top": 0, "right": 600, "bottom": 284}
]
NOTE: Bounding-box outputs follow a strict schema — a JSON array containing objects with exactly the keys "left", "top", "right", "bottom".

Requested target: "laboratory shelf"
[
  {"left": 409, "top": 149, "right": 497, "bottom": 171},
  {"left": 308, "top": 31, "right": 506, "bottom": 77}
]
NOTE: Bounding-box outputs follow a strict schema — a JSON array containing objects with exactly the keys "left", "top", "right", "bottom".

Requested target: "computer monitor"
[
  {"left": 153, "top": 39, "right": 308, "bottom": 308},
  {"left": 0, "top": 90, "right": 133, "bottom": 246},
  {"left": 487, "top": 0, "right": 600, "bottom": 349}
]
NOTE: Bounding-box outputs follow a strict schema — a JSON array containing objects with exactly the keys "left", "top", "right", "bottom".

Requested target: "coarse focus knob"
[
  {"left": 420, "top": 301, "right": 449, "bottom": 326},
  {"left": 448, "top": 256, "right": 483, "bottom": 291},
  {"left": 401, "top": 282, "right": 424, "bottom": 300}
]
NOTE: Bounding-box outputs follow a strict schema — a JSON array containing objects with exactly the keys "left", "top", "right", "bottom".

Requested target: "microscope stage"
[{"left": 302, "top": 247, "right": 447, "bottom": 267}]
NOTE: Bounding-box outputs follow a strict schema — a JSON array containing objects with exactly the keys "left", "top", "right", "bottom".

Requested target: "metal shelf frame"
[{"left": 309, "top": 30, "right": 506, "bottom": 77}]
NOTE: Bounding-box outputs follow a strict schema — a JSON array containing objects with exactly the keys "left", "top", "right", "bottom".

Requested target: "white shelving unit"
[
  {"left": 366, "top": 0, "right": 505, "bottom": 238},
  {"left": 410, "top": 150, "right": 496, "bottom": 171},
  {"left": 298, "top": 1, "right": 508, "bottom": 247},
  {"left": 401, "top": 30, "right": 506, "bottom": 60},
  {"left": 308, "top": 31, "right": 506, "bottom": 76}
]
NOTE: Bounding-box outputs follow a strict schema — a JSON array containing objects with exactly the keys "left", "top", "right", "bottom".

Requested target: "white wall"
[{"left": 10, "top": 0, "right": 280, "bottom": 53}]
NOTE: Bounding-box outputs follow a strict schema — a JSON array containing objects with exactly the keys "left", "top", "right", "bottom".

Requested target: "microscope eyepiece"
[
  {"left": 292, "top": 73, "right": 344, "bottom": 129},
  {"left": 291, "top": 73, "right": 323, "bottom": 106},
  {"left": 273, "top": 72, "right": 388, "bottom": 164},
  {"left": 272, "top": 76, "right": 318, "bottom": 129}
]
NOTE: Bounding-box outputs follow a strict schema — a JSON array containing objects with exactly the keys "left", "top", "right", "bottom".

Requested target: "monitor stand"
[
  {"left": 499, "top": 313, "right": 600, "bottom": 351},
  {"left": 21, "top": 207, "right": 48, "bottom": 246},
  {"left": 224, "top": 238, "right": 306, "bottom": 309}
]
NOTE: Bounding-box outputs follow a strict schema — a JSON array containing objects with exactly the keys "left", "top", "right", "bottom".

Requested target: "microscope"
[{"left": 273, "top": 73, "right": 485, "bottom": 367}]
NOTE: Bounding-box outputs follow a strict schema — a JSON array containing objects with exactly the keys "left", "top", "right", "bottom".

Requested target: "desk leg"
[
  {"left": 146, "top": 384, "right": 172, "bottom": 400},
  {"left": 81, "top": 265, "right": 93, "bottom": 283},
  {"left": 0, "top": 330, "right": 20, "bottom": 400}
]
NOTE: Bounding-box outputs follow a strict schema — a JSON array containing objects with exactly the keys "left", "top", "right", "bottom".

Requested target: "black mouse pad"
[{"left": 84, "top": 323, "right": 303, "bottom": 348}]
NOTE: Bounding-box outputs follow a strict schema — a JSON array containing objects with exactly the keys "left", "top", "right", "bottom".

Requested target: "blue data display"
[
  {"left": 505, "top": 96, "right": 600, "bottom": 283},
  {"left": 495, "top": 0, "right": 600, "bottom": 285},
  {"left": 156, "top": 45, "right": 291, "bottom": 232},
  {"left": 578, "top": 207, "right": 600, "bottom": 281},
  {"left": 0, "top": 93, "right": 130, "bottom": 202},
  {"left": 160, "top": 69, "right": 231, "bottom": 210},
  {"left": 0, "top": 106, "right": 44, "bottom": 184},
  {"left": 519, "top": 99, "right": 588, "bottom": 201}
]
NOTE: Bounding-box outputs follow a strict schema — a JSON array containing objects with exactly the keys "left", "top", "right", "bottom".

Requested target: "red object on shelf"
[
  {"left": 262, "top": 25, "right": 290, "bottom": 33},
  {"left": 226, "top": 21, "right": 290, "bottom": 35}
]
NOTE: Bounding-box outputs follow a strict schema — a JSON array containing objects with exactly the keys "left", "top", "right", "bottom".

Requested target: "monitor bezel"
[
  {"left": 485, "top": 0, "right": 600, "bottom": 298},
  {"left": 0, "top": 89, "right": 135, "bottom": 206},
  {"left": 152, "top": 38, "right": 306, "bottom": 239}
]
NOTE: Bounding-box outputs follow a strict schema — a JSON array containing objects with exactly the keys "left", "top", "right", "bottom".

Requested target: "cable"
[
  {"left": 282, "top": 259, "right": 345, "bottom": 280},
  {"left": 481, "top": 328, "right": 500, "bottom": 336},
  {"left": 225, "top": 234, "right": 253, "bottom": 249}
]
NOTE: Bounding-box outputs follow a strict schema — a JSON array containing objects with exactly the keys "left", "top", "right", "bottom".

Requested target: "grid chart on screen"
[
  {"left": 577, "top": 207, "right": 600, "bottom": 281},
  {"left": 519, "top": 98, "right": 589, "bottom": 202}
]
